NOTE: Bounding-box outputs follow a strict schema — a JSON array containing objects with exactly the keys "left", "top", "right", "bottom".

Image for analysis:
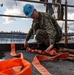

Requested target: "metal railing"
[{"left": 0, "top": 0, "right": 74, "bottom": 48}]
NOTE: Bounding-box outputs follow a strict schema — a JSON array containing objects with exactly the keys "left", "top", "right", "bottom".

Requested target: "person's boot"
[
  {"left": 37, "top": 43, "right": 48, "bottom": 51},
  {"left": 53, "top": 43, "right": 59, "bottom": 50}
]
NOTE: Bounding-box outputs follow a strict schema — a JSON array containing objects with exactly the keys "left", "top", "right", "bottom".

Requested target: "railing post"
[{"left": 65, "top": 0, "right": 68, "bottom": 48}]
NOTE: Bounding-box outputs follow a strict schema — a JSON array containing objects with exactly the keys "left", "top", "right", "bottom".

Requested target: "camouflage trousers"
[
  {"left": 35, "top": 29, "right": 49, "bottom": 46},
  {"left": 35, "top": 29, "right": 62, "bottom": 46}
]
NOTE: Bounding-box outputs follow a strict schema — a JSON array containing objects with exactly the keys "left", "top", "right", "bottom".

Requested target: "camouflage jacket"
[{"left": 26, "top": 12, "right": 62, "bottom": 44}]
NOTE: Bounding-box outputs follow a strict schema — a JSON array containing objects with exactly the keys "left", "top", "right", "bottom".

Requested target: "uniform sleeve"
[
  {"left": 44, "top": 17, "right": 57, "bottom": 44},
  {"left": 26, "top": 26, "right": 33, "bottom": 41}
]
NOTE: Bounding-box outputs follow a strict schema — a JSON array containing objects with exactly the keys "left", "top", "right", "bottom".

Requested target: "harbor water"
[{"left": 0, "top": 38, "right": 36, "bottom": 44}]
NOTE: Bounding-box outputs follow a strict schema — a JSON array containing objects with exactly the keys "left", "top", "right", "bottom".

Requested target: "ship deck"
[
  {"left": 0, "top": 42, "right": 74, "bottom": 75},
  {"left": 1, "top": 49, "right": 73, "bottom": 75}
]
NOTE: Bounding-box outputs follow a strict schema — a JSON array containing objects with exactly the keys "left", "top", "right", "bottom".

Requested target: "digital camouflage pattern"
[{"left": 26, "top": 12, "right": 62, "bottom": 46}]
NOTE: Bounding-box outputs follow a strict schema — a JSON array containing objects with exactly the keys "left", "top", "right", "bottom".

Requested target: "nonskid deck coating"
[{"left": 1, "top": 50, "right": 74, "bottom": 75}]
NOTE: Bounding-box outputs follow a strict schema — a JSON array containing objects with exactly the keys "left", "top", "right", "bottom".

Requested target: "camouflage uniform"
[{"left": 26, "top": 12, "right": 62, "bottom": 46}]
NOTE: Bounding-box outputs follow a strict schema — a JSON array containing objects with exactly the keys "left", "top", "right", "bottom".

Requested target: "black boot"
[
  {"left": 37, "top": 43, "right": 48, "bottom": 51},
  {"left": 53, "top": 43, "right": 59, "bottom": 50}
]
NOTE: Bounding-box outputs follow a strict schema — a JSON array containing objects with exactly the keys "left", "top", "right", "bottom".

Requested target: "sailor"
[{"left": 23, "top": 4, "right": 62, "bottom": 53}]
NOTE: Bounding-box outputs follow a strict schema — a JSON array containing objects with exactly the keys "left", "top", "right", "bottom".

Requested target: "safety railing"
[{"left": 0, "top": 0, "right": 74, "bottom": 48}]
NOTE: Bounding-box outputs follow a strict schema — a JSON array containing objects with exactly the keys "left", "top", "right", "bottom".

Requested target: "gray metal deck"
[{"left": 1, "top": 50, "right": 74, "bottom": 75}]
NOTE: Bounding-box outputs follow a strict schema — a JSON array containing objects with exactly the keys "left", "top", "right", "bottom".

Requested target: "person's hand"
[
  {"left": 24, "top": 41, "right": 28, "bottom": 49},
  {"left": 45, "top": 44, "right": 54, "bottom": 53}
]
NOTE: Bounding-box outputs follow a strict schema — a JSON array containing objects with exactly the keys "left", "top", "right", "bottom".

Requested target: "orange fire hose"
[
  {"left": 0, "top": 58, "right": 32, "bottom": 75},
  {"left": 32, "top": 53, "right": 69, "bottom": 75},
  {"left": 27, "top": 47, "right": 74, "bottom": 75},
  {"left": 3, "top": 43, "right": 74, "bottom": 75},
  {"left": 0, "top": 43, "right": 32, "bottom": 75}
]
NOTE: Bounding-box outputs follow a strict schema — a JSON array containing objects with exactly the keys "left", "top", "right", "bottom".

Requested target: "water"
[
  {"left": 0, "top": 38, "right": 36, "bottom": 60},
  {"left": 0, "top": 38, "right": 36, "bottom": 44},
  {"left": 0, "top": 37, "right": 74, "bottom": 44},
  {"left": 0, "top": 38, "right": 25, "bottom": 43}
]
